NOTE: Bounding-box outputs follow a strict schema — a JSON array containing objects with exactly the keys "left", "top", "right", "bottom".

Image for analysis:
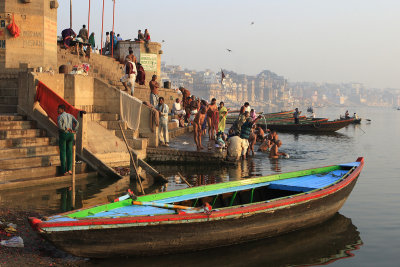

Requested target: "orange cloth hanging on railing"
[
  {"left": 7, "top": 14, "right": 20, "bottom": 38},
  {"left": 34, "top": 81, "right": 82, "bottom": 124}
]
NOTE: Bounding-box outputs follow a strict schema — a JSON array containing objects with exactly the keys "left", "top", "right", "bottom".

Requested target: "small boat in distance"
[{"left": 29, "top": 158, "right": 364, "bottom": 258}]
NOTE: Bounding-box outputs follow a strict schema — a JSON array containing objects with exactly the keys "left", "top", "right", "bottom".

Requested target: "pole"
[
  {"left": 111, "top": 0, "right": 115, "bottom": 58},
  {"left": 177, "top": 172, "right": 192, "bottom": 187},
  {"left": 87, "top": 0, "right": 91, "bottom": 39},
  {"left": 72, "top": 135, "right": 76, "bottom": 208},
  {"left": 70, "top": 0, "right": 72, "bottom": 29},
  {"left": 118, "top": 122, "right": 145, "bottom": 195},
  {"left": 100, "top": 0, "right": 105, "bottom": 55}
]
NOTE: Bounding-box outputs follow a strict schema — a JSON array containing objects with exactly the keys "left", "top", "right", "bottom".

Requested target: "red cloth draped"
[{"left": 34, "top": 81, "right": 81, "bottom": 124}]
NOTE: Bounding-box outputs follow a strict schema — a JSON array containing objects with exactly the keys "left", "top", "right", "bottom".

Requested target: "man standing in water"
[
  {"left": 207, "top": 98, "right": 218, "bottom": 140},
  {"left": 57, "top": 105, "right": 79, "bottom": 176},
  {"left": 240, "top": 115, "right": 262, "bottom": 159},
  {"left": 193, "top": 107, "right": 207, "bottom": 151}
]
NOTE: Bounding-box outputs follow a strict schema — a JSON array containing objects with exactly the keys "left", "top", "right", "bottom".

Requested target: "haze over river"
[{"left": 1, "top": 107, "right": 399, "bottom": 266}]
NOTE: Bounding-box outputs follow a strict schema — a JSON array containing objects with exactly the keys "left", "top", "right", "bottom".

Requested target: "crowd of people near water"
[{"left": 146, "top": 86, "right": 290, "bottom": 161}]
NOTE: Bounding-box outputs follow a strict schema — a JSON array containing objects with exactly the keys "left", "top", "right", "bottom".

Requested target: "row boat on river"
[
  {"left": 29, "top": 158, "right": 364, "bottom": 258},
  {"left": 267, "top": 118, "right": 353, "bottom": 133},
  {"left": 226, "top": 110, "right": 295, "bottom": 124}
]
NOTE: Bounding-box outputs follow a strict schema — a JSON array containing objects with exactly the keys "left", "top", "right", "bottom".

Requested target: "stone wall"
[
  {"left": 115, "top": 41, "right": 162, "bottom": 84},
  {"left": 0, "top": 0, "right": 57, "bottom": 71}
]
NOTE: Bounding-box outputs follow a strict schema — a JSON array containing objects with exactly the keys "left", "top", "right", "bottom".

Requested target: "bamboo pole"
[
  {"left": 70, "top": 0, "right": 73, "bottom": 29},
  {"left": 111, "top": 0, "right": 115, "bottom": 58},
  {"left": 100, "top": 0, "right": 105, "bottom": 55},
  {"left": 118, "top": 122, "right": 145, "bottom": 195},
  {"left": 72, "top": 135, "right": 76, "bottom": 208},
  {"left": 177, "top": 172, "right": 192, "bottom": 187},
  {"left": 87, "top": 0, "right": 91, "bottom": 39}
]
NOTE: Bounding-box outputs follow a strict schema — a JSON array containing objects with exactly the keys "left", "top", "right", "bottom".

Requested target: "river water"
[{"left": 1, "top": 106, "right": 399, "bottom": 266}]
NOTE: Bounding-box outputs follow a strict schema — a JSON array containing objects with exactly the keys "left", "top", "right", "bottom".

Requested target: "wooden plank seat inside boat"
[{"left": 268, "top": 169, "right": 349, "bottom": 192}]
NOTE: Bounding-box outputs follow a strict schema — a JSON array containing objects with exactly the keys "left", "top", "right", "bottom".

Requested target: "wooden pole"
[
  {"left": 72, "top": 135, "right": 76, "bottom": 208},
  {"left": 118, "top": 122, "right": 145, "bottom": 195},
  {"left": 111, "top": 0, "right": 115, "bottom": 58},
  {"left": 177, "top": 172, "right": 192, "bottom": 187},
  {"left": 100, "top": 0, "right": 105, "bottom": 55},
  {"left": 87, "top": 0, "right": 91, "bottom": 39},
  {"left": 70, "top": 0, "right": 73, "bottom": 29}
]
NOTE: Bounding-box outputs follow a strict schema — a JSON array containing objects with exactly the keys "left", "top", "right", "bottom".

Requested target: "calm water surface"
[{"left": 1, "top": 107, "right": 399, "bottom": 266}]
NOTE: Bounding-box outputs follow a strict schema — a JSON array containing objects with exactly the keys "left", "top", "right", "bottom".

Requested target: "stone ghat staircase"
[
  {"left": 0, "top": 74, "right": 18, "bottom": 114},
  {"left": 0, "top": 114, "right": 96, "bottom": 189}
]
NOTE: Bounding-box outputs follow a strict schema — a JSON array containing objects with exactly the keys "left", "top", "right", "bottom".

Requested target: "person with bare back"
[
  {"left": 207, "top": 98, "right": 218, "bottom": 140},
  {"left": 269, "top": 140, "right": 288, "bottom": 159},
  {"left": 193, "top": 107, "right": 207, "bottom": 151}
]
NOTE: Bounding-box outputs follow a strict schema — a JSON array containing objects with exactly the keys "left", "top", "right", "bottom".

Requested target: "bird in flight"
[
  {"left": 162, "top": 40, "right": 165, "bottom": 43},
  {"left": 250, "top": 22, "right": 255, "bottom": 25},
  {"left": 226, "top": 49, "right": 232, "bottom": 52}
]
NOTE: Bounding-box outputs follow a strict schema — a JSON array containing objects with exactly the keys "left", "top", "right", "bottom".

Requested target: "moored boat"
[
  {"left": 29, "top": 158, "right": 364, "bottom": 258},
  {"left": 267, "top": 118, "right": 353, "bottom": 133}
]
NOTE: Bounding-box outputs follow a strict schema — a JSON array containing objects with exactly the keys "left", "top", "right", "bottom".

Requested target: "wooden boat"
[
  {"left": 227, "top": 110, "right": 296, "bottom": 124},
  {"left": 29, "top": 158, "right": 364, "bottom": 258},
  {"left": 93, "top": 213, "right": 362, "bottom": 266},
  {"left": 340, "top": 115, "right": 362, "bottom": 124},
  {"left": 267, "top": 118, "right": 353, "bottom": 133}
]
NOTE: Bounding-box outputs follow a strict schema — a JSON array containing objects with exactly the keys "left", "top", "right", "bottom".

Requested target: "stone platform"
[{"left": 146, "top": 133, "right": 227, "bottom": 164}]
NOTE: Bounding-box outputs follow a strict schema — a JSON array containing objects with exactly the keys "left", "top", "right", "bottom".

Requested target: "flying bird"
[
  {"left": 226, "top": 49, "right": 232, "bottom": 52},
  {"left": 162, "top": 40, "right": 165, "bottom": 43},
  {"left": 250, "top": 22, "right": 255, "bottom": 25}
]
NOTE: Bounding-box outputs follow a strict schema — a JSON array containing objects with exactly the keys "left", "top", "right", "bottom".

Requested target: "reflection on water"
[{"left": 89, "top": 213, "right": 362, "bottom": 267}]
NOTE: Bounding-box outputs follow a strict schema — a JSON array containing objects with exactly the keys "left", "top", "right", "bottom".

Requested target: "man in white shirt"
[
  {"left": 172, "top": 98, "right": 185, "bottom": 115},
  {"left": 156, "top": 97, "right": 169, "bottom": 146}
]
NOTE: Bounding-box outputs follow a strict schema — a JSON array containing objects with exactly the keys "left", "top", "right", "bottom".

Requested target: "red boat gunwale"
[{"left": 31, "top": 158, "right": 364, "bottom": 230}]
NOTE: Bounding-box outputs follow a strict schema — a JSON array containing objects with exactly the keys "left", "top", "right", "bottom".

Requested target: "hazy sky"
[{"left": 58, "top": 0, "right": 400, "bottom": 88}]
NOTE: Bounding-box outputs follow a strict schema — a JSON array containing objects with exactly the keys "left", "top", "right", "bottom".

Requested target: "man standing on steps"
[
  {"left": 156, "top": 97, "right": 169, "bottom": 147},
  {"left": 149, "top": 75, "right": 160, "bottom": 106},
  {"left": 57, "top": 104, "right": 79, "bottom": 176},
  {"left": 120, "top": 51, "right": 137, "bottom": 96}
]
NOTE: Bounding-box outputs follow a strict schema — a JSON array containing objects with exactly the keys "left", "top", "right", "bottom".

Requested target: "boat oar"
[
  {"left": 118, "top": 122, "right": 145, "bottom": 195},
  {"left": 177, "top": 172, "right": 192, "bottom": 187},
  {"left": 131, "top": 200, "right": 200, "bottom": 211}
]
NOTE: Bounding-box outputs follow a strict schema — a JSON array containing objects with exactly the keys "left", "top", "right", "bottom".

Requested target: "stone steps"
[
  {"left": 0, "top": 165, "right": 59, "bottom": 183},
  {"left": 114, "top": 129, "right": 137, "bottom": 140},
  {"left": 0, "top": 120, "right": 36, "bottom": 130},
  {"left": 0, "top": 128, "right": 46, "bottom": 139},
  {"left": 0, "top": 137, "right": 57, "bottom": 148},
  {"left": 86, "top": 113, "right": 120, "bottom": 121},
  {"left": 0, "top": 79, "right": 18, "bottom": 88},
  {"left": 98, "top": 120, "right": 127, "bottom": 130},
  {"left": 0, "top": 96, "right": 18, "bottom": 105},
  {"left": 0, "top": 115, "right": 25, "bottom": 121},
  {"left": 0, "top": 88, "right": 18, "bottom": 97},
  {"left": 0, "top": 154, "right": 60, "bottom": 169},
  {"left": 0, "top": 105, "right": 17, "bottom": 113},
  {"left": 0, "top": 145, "right": 59, "bottom": 160}
]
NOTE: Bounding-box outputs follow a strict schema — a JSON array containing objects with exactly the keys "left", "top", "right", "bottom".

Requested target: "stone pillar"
[
  {"left": 76, "top": 114, "right": 87, "bottom": 156},
  {"left": 0, "top": 0, "right": 58, "bottom": 71}
]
